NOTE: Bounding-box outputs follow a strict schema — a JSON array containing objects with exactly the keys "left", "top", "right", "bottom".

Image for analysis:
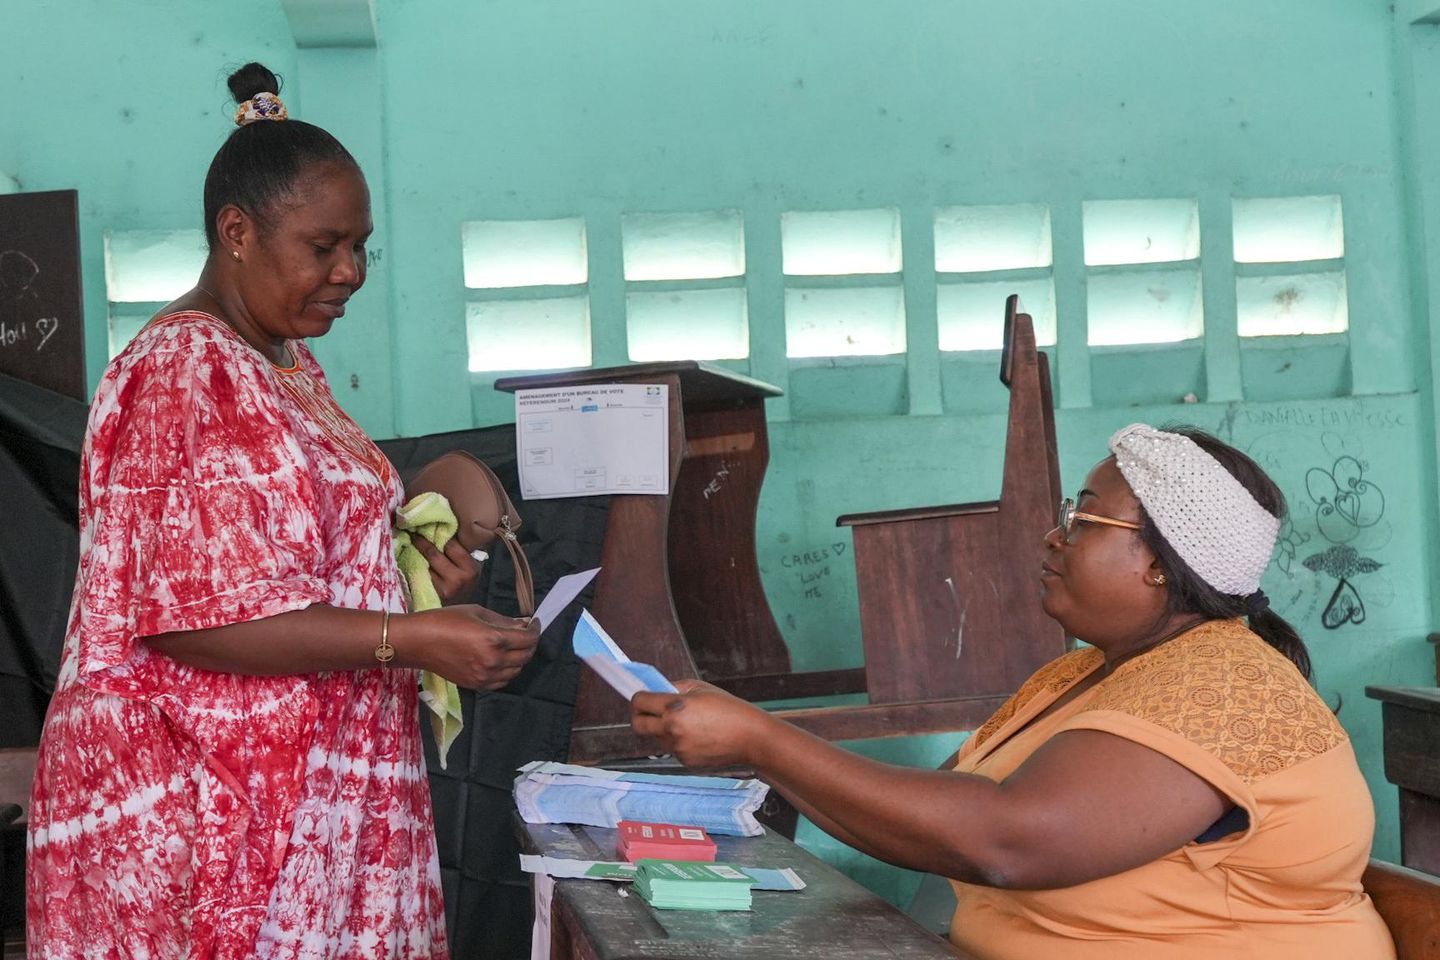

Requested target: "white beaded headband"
[{"left": 1109, "top": 423, "right": 1279, "bottom": 597}]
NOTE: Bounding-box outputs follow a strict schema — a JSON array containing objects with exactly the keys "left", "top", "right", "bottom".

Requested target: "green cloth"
[{"left": 393, "top": 491, "right": 464, "bottom": 769}]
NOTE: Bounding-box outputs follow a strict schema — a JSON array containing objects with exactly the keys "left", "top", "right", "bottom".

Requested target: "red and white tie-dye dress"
[{"left": 27, "top": 312, "right": 448, "bottom": 959}]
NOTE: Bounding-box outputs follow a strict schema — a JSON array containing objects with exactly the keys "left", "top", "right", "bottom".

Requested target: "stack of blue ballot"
[{"left": 513, "top": 761, "right": 769, "bottom": 837}]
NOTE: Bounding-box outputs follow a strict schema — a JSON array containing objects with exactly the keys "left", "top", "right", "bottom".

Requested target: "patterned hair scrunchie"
[{"left": 234, "top": 91, "right": 288, "bottom": 126}]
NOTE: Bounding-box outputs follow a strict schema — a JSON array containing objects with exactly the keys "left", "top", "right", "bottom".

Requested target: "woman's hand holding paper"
[
  {"left": 405, "top": 605, "right": 539, "bottom": 690},
  {"left": 631, "top": 680, "right": 774, "bottom": 769}
]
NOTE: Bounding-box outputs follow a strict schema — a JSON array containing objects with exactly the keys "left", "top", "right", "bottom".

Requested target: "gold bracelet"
[{"left": 375, "top": 610, "right": 395, "bottom": 666}]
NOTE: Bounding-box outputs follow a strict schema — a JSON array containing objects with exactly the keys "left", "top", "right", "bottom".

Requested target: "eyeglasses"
[{"left": 1055, "top": 497, "right": 1142, "bottom": 543}]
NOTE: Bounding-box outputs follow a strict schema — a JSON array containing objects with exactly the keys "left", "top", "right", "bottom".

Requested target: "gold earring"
[
  {"left": 1152, "top": 574, "right": 1168, "bottom": 586},
  {"left": 231, "top": 250, "right": 241, "bottom": 262}
]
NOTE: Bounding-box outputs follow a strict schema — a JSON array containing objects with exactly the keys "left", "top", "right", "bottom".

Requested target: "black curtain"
[
  {"left": 379, "top": 427, "right": 606, "bottom": 958},
  {"left": 0, "top": 373, "right": 604, "bottom": 958},
  {"left": 0, "top": 373, "right": 86, "bottom": 746}
]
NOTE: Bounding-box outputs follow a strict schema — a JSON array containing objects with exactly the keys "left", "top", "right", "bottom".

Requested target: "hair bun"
[{"left": 227, "top": 62, "right": 282, "bottom": 104}]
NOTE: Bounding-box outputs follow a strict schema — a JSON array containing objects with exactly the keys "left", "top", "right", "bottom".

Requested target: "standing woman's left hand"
[
  {"left": 631, "top": 680, "right": 775, "bottom": 769},
  {"left": 412, "top": 536, "right": 483, "bottom": 605}
]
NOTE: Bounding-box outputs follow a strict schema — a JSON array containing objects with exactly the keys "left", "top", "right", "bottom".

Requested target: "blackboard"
[{"left": 0, "top": 190, "right": 86, "bottom": 401}]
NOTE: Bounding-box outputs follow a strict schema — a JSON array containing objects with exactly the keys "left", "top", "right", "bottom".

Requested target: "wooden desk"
[
  {"left": 517, "top": 820, "right": 969, "bottom": 959},
  {"left": 1366, "top": 686, "right": 1440, "bottom": 875},
  {"left": 497, "top": 362, "right": 801, "bottom": 762}
]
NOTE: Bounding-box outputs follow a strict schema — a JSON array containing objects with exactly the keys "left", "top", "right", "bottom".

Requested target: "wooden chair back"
[
  {"left": 837, "top": 296, "right": 1067, "bottom": 702},
  {"left": 1364, "top": 858, "right": 1440, "bottom": 959}
]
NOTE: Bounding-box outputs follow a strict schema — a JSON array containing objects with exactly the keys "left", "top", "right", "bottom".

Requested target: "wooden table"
[
  {"left": 1366, "top": 686, "right": 1440, "bottom": 875},
  {"left": 516, "top": 819, "right": 969, "bottom": 959}
]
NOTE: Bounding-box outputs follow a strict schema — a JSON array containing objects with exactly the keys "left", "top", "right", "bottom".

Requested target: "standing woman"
[{"left": 27, "top": 64, "right": 537, "bottom": 959}]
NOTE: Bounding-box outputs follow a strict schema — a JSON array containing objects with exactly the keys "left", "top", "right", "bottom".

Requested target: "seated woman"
[{"left": 631, "top": 424, "right": 1395, "bottom": 959}]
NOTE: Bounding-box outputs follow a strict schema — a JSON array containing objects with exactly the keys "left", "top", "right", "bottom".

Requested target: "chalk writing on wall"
[
  {"left": 1, "top": 252, "right": 62, "bottom": 354},
  {"left": 1303, "top": 545, "right": 1382, "bottom": 629},
  {"left": 0, "top": 190, "right": 86, "bottom": 398},
  {"left": 1238, "top": 423, "right": 1396, "bottom": 632},
  {"left": 780, "top": 541, "right": 847, "bottom": 600},
  {"left": 1300, "top": 452, "right": 1388, "bottom": 630},
  {"left": 1305, "top": 455, "right": 1385, "bottom": 545}
]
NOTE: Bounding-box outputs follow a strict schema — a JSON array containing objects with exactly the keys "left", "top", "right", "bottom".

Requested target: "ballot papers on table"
[
  {"left": 618, "top": 821, "right": 717, "bottom": 863},
  {"left": 518, "top": 855, "right": 805, "bottom": 891},
  {"left": 515, "top": 384, "right": 669, "bottom": 500},
  {"left": 513, "top": 761, "right": 769, "bottom": 837},
  {"left": 635, "top": 859, "right": 756, "bottom": 911},
  {"left": 572, "top": 609, "right": 676, "bottom": 699}
]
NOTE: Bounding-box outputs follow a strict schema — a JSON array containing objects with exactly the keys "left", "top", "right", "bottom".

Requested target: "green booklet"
[{"left": 634, "top": 859, "right": 757, "bottom": 912}]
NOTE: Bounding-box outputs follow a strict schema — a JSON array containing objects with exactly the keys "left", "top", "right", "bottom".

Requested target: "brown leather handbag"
[{"left": 405, "top": 451, "right": 535, "bottom": 616}]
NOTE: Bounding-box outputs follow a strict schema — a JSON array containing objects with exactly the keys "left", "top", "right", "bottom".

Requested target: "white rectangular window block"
[
  {"left": 784, "top": 285, "right": 906, "bottom": 358},
  {"left": 781, "top": 208, "right": 902, "bottom": 276},
  {"left": 1082, "top": 199, "right": 1200, "bottom": 266},
  {"left": 462, "top": 217, "right": 588, "bottom": 288},
  {"left": 934, "top": 204, "right": 1052, "bottom": 273},
  {"left": 104, "top": 229, "right": 208, "bottom": 303},
  {"left": 938, "top": 278, "right": 1057, "bottom": 350},
  {"left": 108, "top": 311, "right": 151, "bottom": 359},
  {"left": 1232, "top": 195, "right": 1344, "bottom": 263},
  {"left": 1237, "top": 271, "right": 1348, "bottom": 337},
  {"left": 1087, "top": 269, "right": 1204, "bottom": 345},
  {"left": 466, "top": 297, "right": 591, "bottom": 372},
  {"left": 627, "top": 287, "right": 748, "bottom": 361},
  {"left": 622, "top": 210, "right": 744, "bottom": 281}
]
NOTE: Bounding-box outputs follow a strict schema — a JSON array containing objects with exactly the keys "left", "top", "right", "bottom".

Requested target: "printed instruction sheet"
[{"left": 515, "top": 384, "right": 669, "bottom": 500}]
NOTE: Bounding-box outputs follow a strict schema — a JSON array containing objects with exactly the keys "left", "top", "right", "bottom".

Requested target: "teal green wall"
[
  {"left": 0, "top": 0, "right": 298, "bottom": 391},
  {"left": 5, "top": 0, "right": 1440, "bottom": 913}
]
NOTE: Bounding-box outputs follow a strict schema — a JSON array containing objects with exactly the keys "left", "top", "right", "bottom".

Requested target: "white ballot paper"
[
  {"left": 531, "top": 567, "right": 601, "bottom": 635},
  {"left": 572, "top": 610, "right": 677, "bottom": 698},
  {"left": 515, "top": 384, "right": 669, "bottom": 500}
]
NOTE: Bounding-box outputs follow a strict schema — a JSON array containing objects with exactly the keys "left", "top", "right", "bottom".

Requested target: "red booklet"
[{"left": 616, "top": 820, "right": 718, "bottom": 863}]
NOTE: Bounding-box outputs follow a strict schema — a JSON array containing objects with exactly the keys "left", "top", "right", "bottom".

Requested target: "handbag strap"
[{"left": 500, "top": 524, "right": 535, "bottom": 616}]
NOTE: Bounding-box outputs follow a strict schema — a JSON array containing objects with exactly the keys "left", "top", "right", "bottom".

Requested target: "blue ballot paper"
[
  {"left": 572, "top": 610, "right": 677, "bottom": 699},
  {"left": 514, "top": 762, "right": 769, "bottom": 837}
]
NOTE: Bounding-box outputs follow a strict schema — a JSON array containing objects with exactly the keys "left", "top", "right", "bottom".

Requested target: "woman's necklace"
[{"left": 195, "top": 283, "right": 294, "bottom": 368}]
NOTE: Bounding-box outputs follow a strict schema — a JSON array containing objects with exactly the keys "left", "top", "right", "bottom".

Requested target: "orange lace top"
[{"left": 949, "top": 619, "right": 1394, "bottom": 960}]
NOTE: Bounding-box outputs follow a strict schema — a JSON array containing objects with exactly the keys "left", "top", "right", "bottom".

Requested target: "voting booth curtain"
[
  {"left": 0, "top": 371, "right": 604, "bottom": 959},
  {"left": 378, "top": 428, "right": 607, "bottom": 959},
  {"left": 0, "top": 373, "right": 84, "bottom": 747}
]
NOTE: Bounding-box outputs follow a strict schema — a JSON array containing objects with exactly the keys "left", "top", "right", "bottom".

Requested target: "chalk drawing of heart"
[
  {"left": 1321, "top": 579, "right": 1367, "bottom": 630},
  {"left": 1332, "top": 491, "right": 1362, "bottom": 528},
  {"left": 1306, "top": 455, "right": 1384, "bottom": 544},
  {"left": 35, "top": 317, "right": 58, "bottom": 351}
]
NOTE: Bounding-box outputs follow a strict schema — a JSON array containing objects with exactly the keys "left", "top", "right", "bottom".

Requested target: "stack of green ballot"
[{"left": 634, "top": 859, "right": 757, "bottom": 911}]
